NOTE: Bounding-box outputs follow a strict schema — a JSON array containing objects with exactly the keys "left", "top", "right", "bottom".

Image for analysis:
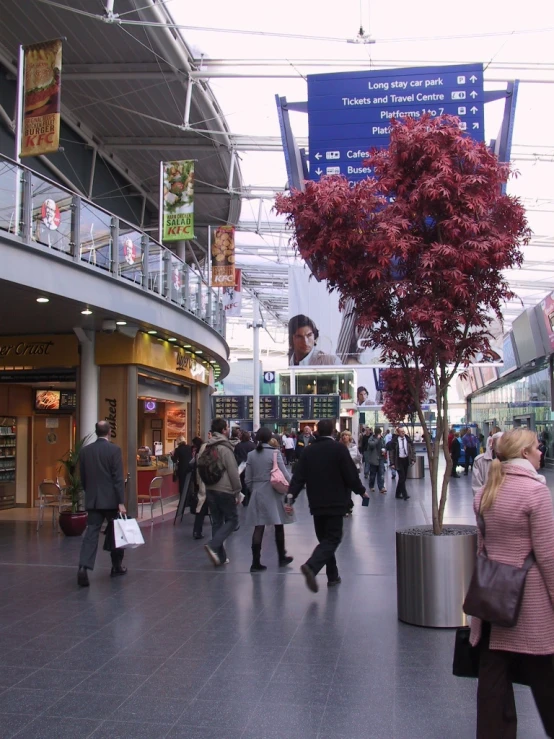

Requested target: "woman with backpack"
[{"left": 245, "top": 427, "right": 295, "bottom": 572}]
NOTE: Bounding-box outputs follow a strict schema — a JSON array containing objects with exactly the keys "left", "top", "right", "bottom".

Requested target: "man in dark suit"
[
  {"left": 288, "top": 419, "right": 368, "bottom": 592},
  {"left": 388, "top": 426, "right": 416, "bottom": 500},
  {"left": 77, "top": 420, "right": 126, "bottom": 587}
]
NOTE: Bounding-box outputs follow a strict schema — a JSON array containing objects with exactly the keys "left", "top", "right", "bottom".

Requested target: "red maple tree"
[
  {"left": 276, "top": 114, "right": 531, "bottom": 534},
  {"left": 381, "top": 368, "right": 429, "bottom": 428}
]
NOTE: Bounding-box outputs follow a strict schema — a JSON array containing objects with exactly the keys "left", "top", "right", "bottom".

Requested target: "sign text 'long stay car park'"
[{"left": 307, "top": 64, "right": 485, "bottom": 184}]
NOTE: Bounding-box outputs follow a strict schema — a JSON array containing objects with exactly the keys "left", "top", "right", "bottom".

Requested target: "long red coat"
[{"left": 470, "top": 464, "right": 554, "bottom": 654}]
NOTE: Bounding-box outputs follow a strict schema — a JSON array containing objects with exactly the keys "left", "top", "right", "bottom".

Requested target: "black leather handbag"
[{"left": 463, "top": 513, "right": 535, "bottom": 628}]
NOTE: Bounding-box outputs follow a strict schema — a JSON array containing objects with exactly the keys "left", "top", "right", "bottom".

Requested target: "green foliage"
[{"left": 58, "top": 435, "right": 91, "bottom": 513}]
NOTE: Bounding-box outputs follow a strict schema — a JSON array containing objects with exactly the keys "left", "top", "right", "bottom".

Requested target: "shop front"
[
  {"left": 95, "top": 332, "right": 211, "bottom": 514},
  {"left": 0, "top": 334, "right": 79, "bottom": 510}
]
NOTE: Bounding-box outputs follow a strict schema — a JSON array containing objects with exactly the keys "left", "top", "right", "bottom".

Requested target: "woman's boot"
[
  {"left": 250, "top": 540, "right": 267, "bottom": 572},
  {"left": 275, "top": 527, "right": 293, "bottom": 567}
]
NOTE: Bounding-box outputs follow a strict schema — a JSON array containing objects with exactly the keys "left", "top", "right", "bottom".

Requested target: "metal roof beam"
[{"left": 61, "top": 62, "right": 185, "bottom": 81}]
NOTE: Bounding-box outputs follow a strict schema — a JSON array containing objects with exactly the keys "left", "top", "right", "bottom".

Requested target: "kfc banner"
[
  {"left": 21, "top": 40, "right": 62, "bottom": 158},
  {"left": 162, "top": 160, "right": 194, "bottom": 241},
  {"left": 210, "top": 226, "right": 235, "bottom": 287},
  {"left": 222, "top": 269, "right": 242, "bottom": 317}
]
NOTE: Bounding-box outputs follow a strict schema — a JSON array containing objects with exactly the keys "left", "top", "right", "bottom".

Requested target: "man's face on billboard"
[
  {"left": 357, "top": 389, "right": 368, "bottom": 404},
  {"left": 292, "top": 325, "right": 315, "bottom": 360}
]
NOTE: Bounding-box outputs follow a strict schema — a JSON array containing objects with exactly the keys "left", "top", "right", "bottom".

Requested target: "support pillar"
[{"left": 74, "top": 328, "right": 98, "bottom": 445}]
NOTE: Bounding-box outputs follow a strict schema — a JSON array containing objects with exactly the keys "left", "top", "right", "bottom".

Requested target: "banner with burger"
[
  {"left": 161, "top": 160, "right": 194, "bottom": 241},
  {"left": 21, "top": 39, "right": 62, "bottom": 158},
  {"left": 210, "top": 225, "right": 235, "bottom": 287}
]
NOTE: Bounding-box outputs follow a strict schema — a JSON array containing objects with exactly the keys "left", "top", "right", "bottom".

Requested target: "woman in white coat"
[{"left": 245, "top": 426, "right": 295, "bottom": 572}]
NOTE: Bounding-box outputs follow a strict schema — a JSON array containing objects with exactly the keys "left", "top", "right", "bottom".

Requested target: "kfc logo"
[{"left": 41, "top": 199, "right": 61, "bottom": 230}]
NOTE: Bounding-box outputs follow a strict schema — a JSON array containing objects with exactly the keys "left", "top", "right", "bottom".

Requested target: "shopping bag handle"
[{"left": 117, "top": 513, "right": 128, "bottom": 520}]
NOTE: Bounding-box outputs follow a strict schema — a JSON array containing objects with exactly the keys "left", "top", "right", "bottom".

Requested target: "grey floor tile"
[
  {"left": 99, "top": 654, "right": 166, "bottom": 675},
  {"left": 166, "top": 728, "right": 243, "bottom": 739},
  {"left": 11, "top": 717, "right": 101, "bottom": 739},
  {"left": 0, "top": 713, "right": 34, "bottom": 739},
  {"left": 16, "top": 669, "right": 90, "bottom": 692},
  {"left": 0, "top": 650, "right": 55, "bottom": 669},
  {"left": 176, "top": 698, "right": 256, "bottom": 731},
  {"left": 90, "top": 720, "right": 173, "bottom": 739},
  {"left": 262, "top": 679, "right": 330, "bottom": 706},
  {"left": 115, "top": 694, "right": 187, "bottom": 724},
  {"left": 71, "top": 672, "right": 147, "bottom": 697},
  {"left": 0, "top": 667, "right": 37, "bottom": 689},
  {"left": 0, "top": 688, "right": 68, "bottom": 715},
  {"left": 45, "top": 691, "right": 125, "bottom": 720},
  {"left": 247, "top": 702, "right": 323, "bottom": 735}
]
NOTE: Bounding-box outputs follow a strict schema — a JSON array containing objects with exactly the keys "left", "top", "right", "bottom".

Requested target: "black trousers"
[
  {"left": 477, "top": 623, "right": 554, "bottom": 738},
  {"left": 79, "top": 509, "right": 124, "bottom": 571},
  {"left": 193, "top": 500, "right": 209, "bottom": 536},
  {"left": 395, "top": 457, "right": 410, "bottom": 498},
  {"left": 464, "top": 446, "right": 477, "bottom": 473},
  {"left": 305, "top": 514, "right": 343, "bottom": 582}
]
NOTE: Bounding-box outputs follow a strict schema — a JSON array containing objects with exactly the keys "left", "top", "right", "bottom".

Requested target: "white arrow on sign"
[
  {"left": 315, "top": 168, "right": 323, "bottom": 175},
  {"left": 470, "top": 106, "right": 478, "bottom": 114},
  {"left": 470, "top": 74, "right": 477, "bottom": 83},
  {"left": 472, "top": 122, "right": 480, "bottom": 129},
  {"left": 314, "top": 153, "right": 322, "bottom": 160},
  {"left": 470, "top": 90, "right": 478, "bottom": 98}
]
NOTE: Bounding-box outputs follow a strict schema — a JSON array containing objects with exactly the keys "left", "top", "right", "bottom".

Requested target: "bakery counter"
[{"left": 137, "top": 466, "right": 179, "bottom": 499}]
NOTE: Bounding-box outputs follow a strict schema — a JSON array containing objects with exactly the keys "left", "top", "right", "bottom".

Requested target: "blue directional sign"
[{"left": 308, "top": 64, "right": 485, "bottom": 184}]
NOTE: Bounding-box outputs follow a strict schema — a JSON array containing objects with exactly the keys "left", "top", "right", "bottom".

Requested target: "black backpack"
[{"left": 197, "top": 442, "right": 226, "bottom": 485}]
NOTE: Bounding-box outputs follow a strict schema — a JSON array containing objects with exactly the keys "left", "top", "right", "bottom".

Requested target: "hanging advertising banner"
[
  {"left": 21, "top": 40, "right": 62, "bottom": 158},
  {"left": 210, "top": 226, "right": 235, "bottom": 287},
  {"left": 222, "top": 268, "right": 242, "bottom": 316},
  {"left": 161, "top": 160, "right": 194, "bottom": 241}
]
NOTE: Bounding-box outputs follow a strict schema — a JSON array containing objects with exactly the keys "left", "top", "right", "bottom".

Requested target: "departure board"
[
  {"left": 310, "top": 395, "right": 340, "bottom": 419},
  {"left": 212, "top": 396, "right": 248, "bottom": 419},
  {"left": 247, "top": 396, "right": 278, "bottom": 420},
  {"left": 278, "top": 396, "right": 310, "bottom": 419}
]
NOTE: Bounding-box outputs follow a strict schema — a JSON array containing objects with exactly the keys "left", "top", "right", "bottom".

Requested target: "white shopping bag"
[{"left": 113, "top": 516, "right": 145, "bottom": 550}]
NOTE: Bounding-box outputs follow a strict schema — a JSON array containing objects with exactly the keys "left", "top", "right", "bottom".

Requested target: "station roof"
[{"left": 0, "top": 0, "right": 242, "bottom": 257}]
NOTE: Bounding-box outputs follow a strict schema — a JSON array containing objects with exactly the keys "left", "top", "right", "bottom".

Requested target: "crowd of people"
[{"left": 74, "top": 416, "right": 554, "bottom": 735}]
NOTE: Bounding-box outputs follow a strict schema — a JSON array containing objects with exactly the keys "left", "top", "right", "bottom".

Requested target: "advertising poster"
[
  {"left": 166, "top": 404, "right": 187, "bottom": 440},
  {"left": 288, "top": 266, "right": 382, "bottom": 366},
  {"left": 355, "top": 367, "right": 385, "bottom": 406},
  {"left": 162, "top": 160, "right": 194, "bottom": 241},
  {"left": 21, "top": 40, "right": 62, "bottom": 158},
  {"left": 222, "top": 268, "right": 242, "bottom": 316},
  {"left": 210, "top": 226, "right": 235, "bottom": 287}
]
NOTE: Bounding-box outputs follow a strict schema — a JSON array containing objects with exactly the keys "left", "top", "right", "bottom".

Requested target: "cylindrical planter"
[
  {"left": 406, "top": 456, "right": 425, "bottom": 479},
  {"left": 396, "top": 525, "right": 477, "bottom": 627},
  {"left": 59, "top": 511, "right": 88, "bottom": 537}
]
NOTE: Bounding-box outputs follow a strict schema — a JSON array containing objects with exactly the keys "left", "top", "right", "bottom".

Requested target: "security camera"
[{"left": 101, "top": 319, "right": 117, "bottom": 334}]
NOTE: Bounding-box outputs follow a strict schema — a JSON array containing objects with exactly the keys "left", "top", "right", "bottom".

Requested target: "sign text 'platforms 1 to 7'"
[{"left": 307, "top": 64, "right": 485, "bottom": 184}]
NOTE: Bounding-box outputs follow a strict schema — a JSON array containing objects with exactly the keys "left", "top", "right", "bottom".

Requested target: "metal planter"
[{"left": 396, "top": 525, "right": 477, "bottom": 628}]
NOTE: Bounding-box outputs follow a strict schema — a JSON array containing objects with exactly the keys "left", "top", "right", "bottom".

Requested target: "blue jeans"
[
  {"left": 206, "top": 490, "right": 238, "bottom": 562},
  {"left": 369, "top": 461, "right": 385, "bottom": 490}
]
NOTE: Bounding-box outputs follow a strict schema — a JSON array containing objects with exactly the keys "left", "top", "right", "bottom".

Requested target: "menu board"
[
  {"left": 34, "top": 388, "right": 76, "bottom": 412},
  {"left": 278, "top": 396, "right": 310, "bottom": 419},
  {"left": 60, "top": 390, "right": 77, "bottom": 410},
  {"left": 310, "top": 395, "right": 340, "bottom": 418},
  {"left": 213, "top": 396, "right": 248, "bottom": 419}
]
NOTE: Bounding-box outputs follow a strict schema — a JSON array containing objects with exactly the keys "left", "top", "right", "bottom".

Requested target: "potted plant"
[
  {"left": 58, "top": 436, "right": 90, "bottom": 537},
  {"left": 276, "top": 114, "right": 530, "bottom": 627}
]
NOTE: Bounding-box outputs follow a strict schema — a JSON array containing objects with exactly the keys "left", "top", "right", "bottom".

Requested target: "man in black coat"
[
  {"left": 77, "top": 420, "right": 126, "bottom": 587},
  {"left": 388, "top": 426, "right": 416, "bottom": 500},
  {"left": 288, "top": 419, "right": 368, "bottom": 592}
]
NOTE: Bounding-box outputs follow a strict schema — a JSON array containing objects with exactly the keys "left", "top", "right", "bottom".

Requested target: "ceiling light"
[
  {"left": 147, "top": 330, "right": 157, "bottom": 335},
  {"left": 81, "top": 309, "right": 92, "bottom": 315},
  {"left": 168, "top": 337, "right": 177, "bottom": 342},
  {"left": 196, "top": 350, "right": 203, "bottom": 355},
  {"left": 36, "top": 297, "right": 49, "bottom": 303},
  {"left": 116, "top": 321, "right": 127, "bottom": 326},
  {"left": 183, "top": 344, "right": 192, "bottom": 349}
]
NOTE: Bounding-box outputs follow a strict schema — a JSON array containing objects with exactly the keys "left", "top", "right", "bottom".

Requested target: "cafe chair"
[
  {"left": 37, "top": 480, "right": 64, "bottom": 531},
  {"left": 138, "top": 476, "right": 164, "bottom": 523}
]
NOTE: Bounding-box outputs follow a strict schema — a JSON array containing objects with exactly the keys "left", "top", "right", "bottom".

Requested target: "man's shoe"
[
  {"left": 204, "top": 544, "right": 221, "bottom": 567},
  {"left": 222, "top": 558, "right": 230, "bottom": 565},
  {"left": 395, "top": 495, "right": 403, "bottom": 499},
  {"left": 193, "top": 532, "right": 204, "bottom": 540},
  {"left": 370, "top": 487, "right": 375, "bottom": 492},
  {"left": 110, "top": 566, "right": 127, "bottom": 578},
  {"left": 379, "top": 488, "right": 387, "bottom": 494},
  {"left": 300, "top": 563, "right": 319, "bottom": 593},
  {"left": 250, "top": 563, "right": 267, "bottom": 572},
  {"left": 327, "top": 577, "right": 342, "bottom": 587},
  {"left": 403, "top": 495, "right": 411, "bottom": 501},
  {"left": 77, "top": 567, "right": 89, "bottom": 587},
  {"left": 451, "top": 473, "right": 460, "bottom": 478},
  {"left": 279, "top": 556, "right": 294, "bottom": 567}
]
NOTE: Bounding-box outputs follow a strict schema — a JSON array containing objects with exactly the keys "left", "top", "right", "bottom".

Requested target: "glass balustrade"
[{"left": 0, "top": 154, "right": 224, "bottom": 336}]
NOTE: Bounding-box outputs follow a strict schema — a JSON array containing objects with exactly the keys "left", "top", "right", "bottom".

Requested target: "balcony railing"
[{"left": 0, "top": 154, "right": 225, "bottom": 335}]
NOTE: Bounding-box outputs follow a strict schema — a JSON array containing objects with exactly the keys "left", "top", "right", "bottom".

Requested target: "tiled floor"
[{"left": 0, "top": 464, "right": 551, "bottom": 738}]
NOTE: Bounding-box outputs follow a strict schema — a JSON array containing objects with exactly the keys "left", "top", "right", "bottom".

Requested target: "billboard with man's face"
[{"left": 288, "top": 266, "right": 382, "bottom": 367}]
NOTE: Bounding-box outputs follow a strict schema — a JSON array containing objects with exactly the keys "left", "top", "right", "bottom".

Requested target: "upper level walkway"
[{"left": 0, "top": 467, "right": 550, "bottom": 738}]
